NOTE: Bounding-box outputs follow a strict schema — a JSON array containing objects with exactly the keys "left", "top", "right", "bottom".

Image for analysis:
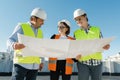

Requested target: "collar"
[{"left": 80, "top": 24, "right": 91, "bottom": 30}]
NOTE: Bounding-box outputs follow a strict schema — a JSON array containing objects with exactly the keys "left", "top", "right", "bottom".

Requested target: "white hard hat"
[
  {"left": 31, "top": 8, "right": 47, "bottom": 20},
  {"left": 58, "top": 19, "right": 71, "bottom": 27},
  {"left": 73, "top": 9, "right": 86, "bottom": 19}
]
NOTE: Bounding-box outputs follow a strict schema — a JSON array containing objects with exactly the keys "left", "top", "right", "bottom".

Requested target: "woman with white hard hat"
[
  {"left": 73, "top": 9, "right": 110, "bottom": 80},
  {"left": 7, "top": 8, "right": 47, "bottom": 80},
  {"left": 48, "top": 19, "right": 79, "bottom": 80}
]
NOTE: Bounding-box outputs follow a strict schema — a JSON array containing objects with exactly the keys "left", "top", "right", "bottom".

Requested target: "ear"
[
  {"left": 65, "top": 27, "right": 68, "bottom": 31},
  {"left": 84, "top": 16, "right": 88, "bottom": 21}
]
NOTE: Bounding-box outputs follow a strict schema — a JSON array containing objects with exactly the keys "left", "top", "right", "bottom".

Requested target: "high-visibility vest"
[
  {"left": 74, "top": 26, "right": 102, "bottom": 61},
  {"left": 48, "top": 34, "right": 74, "bottom": 75},
  {"left": 14, "top": 23, "right": 43, "bottom": 64}
]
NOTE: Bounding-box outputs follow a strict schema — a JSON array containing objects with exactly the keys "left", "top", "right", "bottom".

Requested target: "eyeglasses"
[
  {"left": 75, "top": 16, "right": 85, "bottom": 22},
  {"left": 75, "top": 18, "right": 82, "bottom": 22},
  {"left": 58, "top": 26, "right": 66, "bottom": 29}
]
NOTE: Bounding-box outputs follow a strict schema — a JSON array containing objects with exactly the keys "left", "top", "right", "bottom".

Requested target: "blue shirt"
[{"left": 7, "top": 22, "right": 44, "bottom": 69}]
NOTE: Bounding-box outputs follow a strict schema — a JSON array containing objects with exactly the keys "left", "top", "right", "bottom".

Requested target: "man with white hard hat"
[
  {"left": 73, "top": 9, "right": 110, "bottom": 80},
  {"left": 7, "top": 8, "right": 47, "bottom": 80}
]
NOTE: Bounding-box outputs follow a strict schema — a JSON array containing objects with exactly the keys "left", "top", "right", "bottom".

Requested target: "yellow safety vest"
[
  {"left": 74, "top": 26, "right": 102, "bottom": 61},
  {"left": 14, "top": 23, "right": 43, "bottom": 64}
]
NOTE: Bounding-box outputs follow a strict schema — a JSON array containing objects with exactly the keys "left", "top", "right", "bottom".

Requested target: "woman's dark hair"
[{"left": 60, "top": 22, "right": 70, "bottom": 35}]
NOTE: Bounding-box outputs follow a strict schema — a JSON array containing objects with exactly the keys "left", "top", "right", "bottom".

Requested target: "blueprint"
[{"left": 18, "top": 34, "right": 114, "bottom": 59}]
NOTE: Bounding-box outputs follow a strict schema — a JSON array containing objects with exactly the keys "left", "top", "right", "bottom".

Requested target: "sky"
[{"left": 0, "top": 0, "right": 120, "bottom": 59}]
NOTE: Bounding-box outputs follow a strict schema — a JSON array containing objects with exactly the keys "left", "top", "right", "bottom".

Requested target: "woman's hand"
[{"left": 76, "top": 54, "right": 82, "bottom": 60}]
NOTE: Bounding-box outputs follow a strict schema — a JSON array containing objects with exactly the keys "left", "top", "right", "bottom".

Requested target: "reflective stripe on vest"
[
  {"left": 14, "top": 23, "right": 43, "bottom": 64},
  {"left": 48, "top": 34, "right": 74, "bottom": 75},
  {"left": 48, "top": 58, "right": 57, "bottom": 71},
  {"left": 74, "top": 26, "right": 102, "bottom": 61},
  {"left": 65, "top": 58, "right": 73, "bottom": 74}
]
